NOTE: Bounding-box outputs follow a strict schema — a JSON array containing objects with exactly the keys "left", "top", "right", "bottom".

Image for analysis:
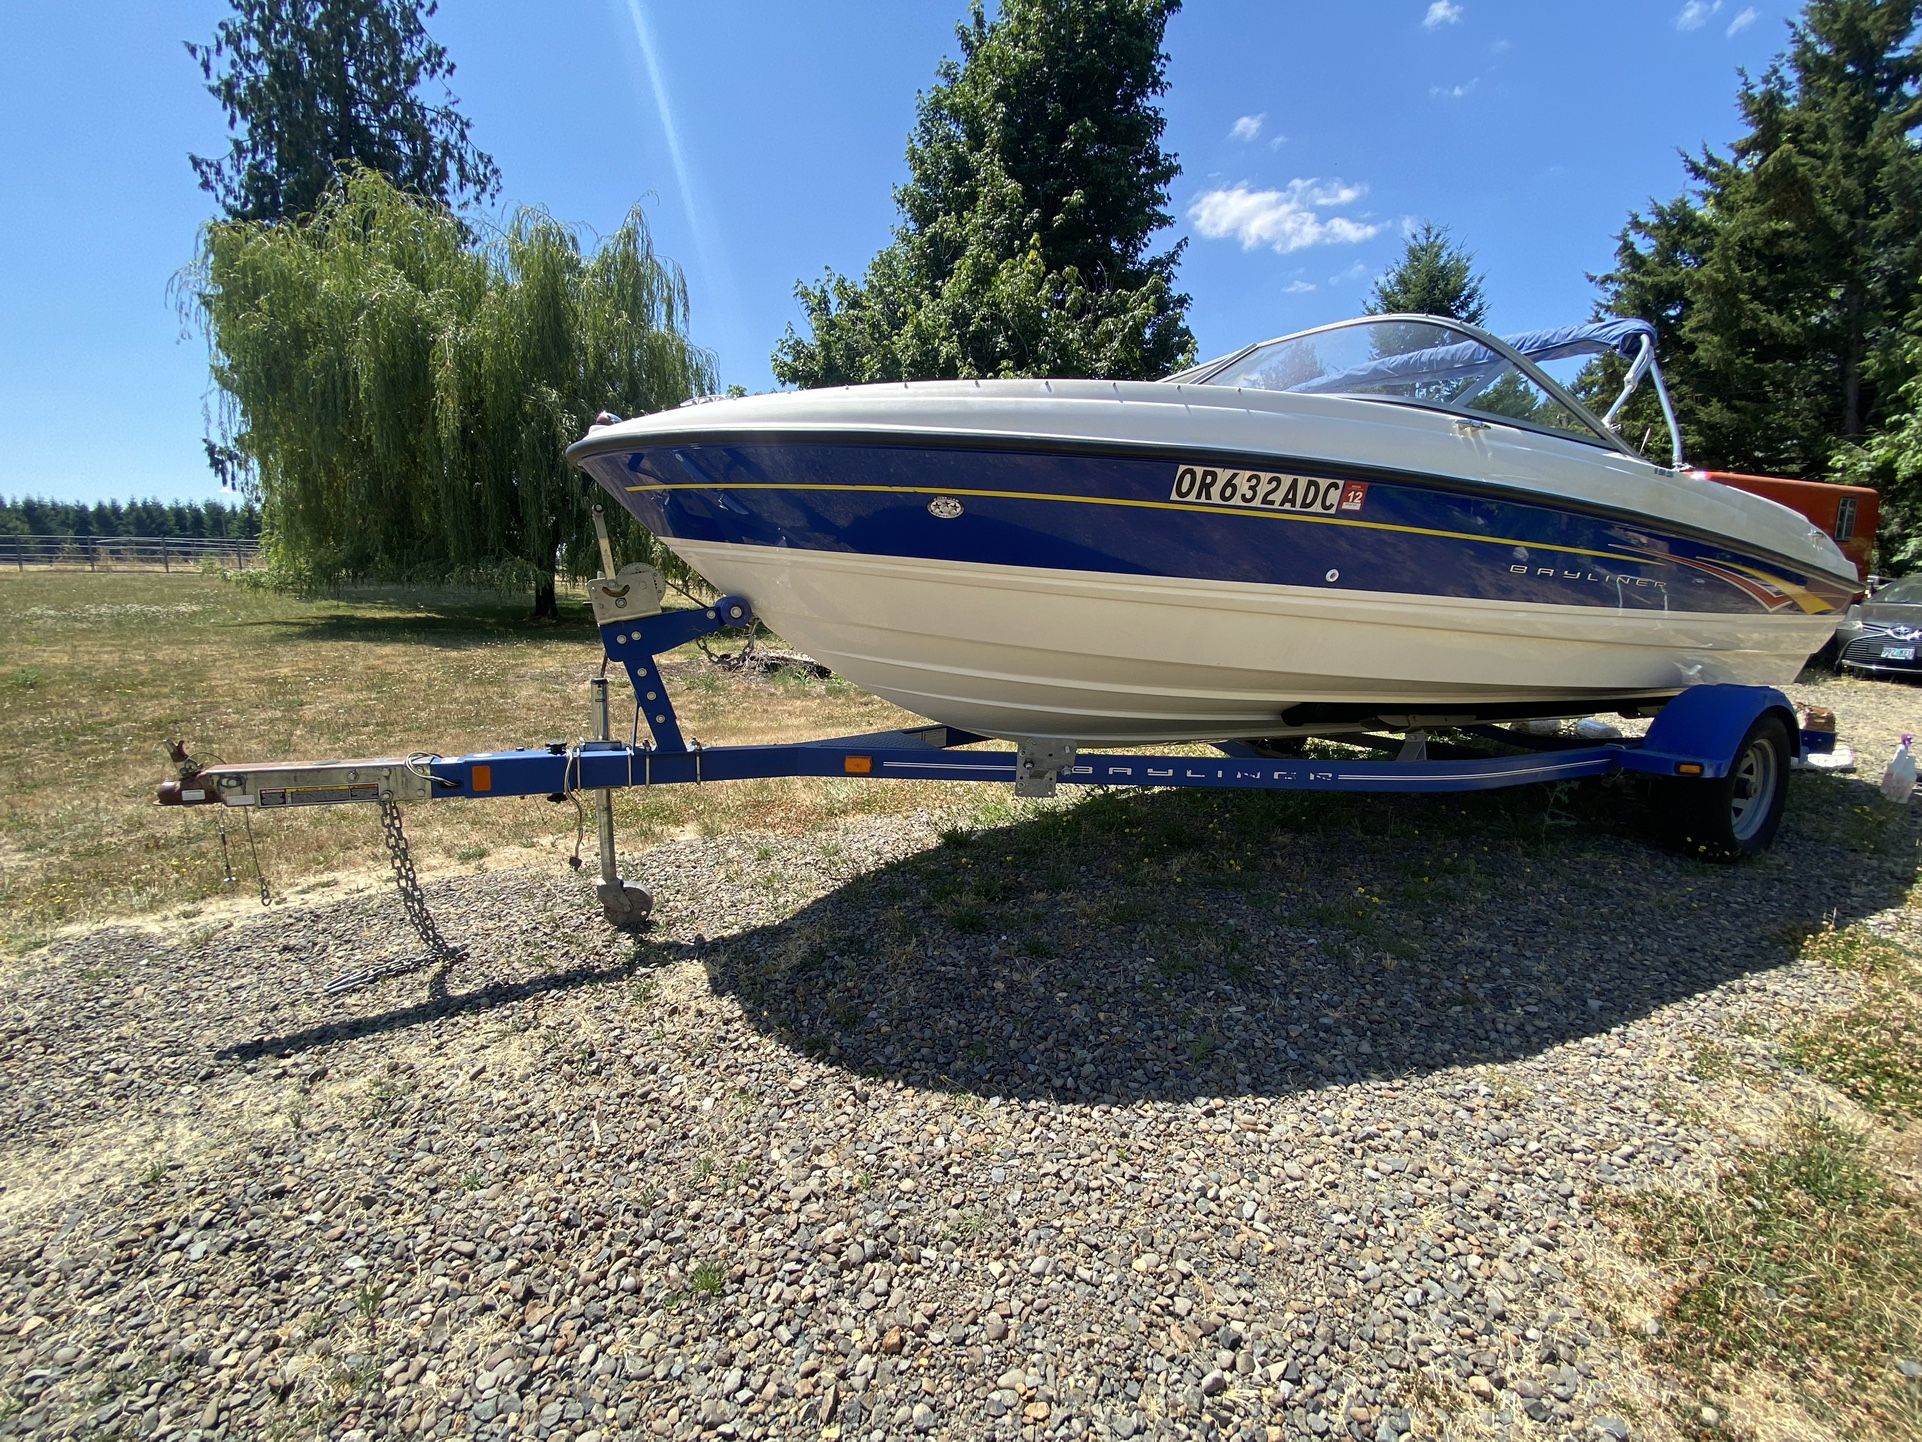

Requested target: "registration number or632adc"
[{"left": 1171, "top": 465, "right": 1368, "bottom": 515}]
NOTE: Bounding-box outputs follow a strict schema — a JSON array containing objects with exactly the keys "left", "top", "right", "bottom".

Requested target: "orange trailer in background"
[{"left": 1701, "top": 471, "right": 1880, "bottom": 585}]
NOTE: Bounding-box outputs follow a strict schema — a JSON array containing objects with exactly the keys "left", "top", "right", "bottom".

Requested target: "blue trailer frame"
[{"left": 159, "top": 564, "right": 1826, "bottom": 942}]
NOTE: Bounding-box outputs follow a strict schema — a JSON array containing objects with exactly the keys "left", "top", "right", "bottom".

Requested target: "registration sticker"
[{"left": 1172, "top": 465, "right": 1366, "bottom": 515}]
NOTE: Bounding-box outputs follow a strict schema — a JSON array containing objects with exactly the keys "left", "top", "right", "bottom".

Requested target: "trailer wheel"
[{"left": 1658, "top": 713, "right": 1791, "bottom": 861}]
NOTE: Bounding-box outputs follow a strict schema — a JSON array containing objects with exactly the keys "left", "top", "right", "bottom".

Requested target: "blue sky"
[{"left": 1, "top": 0, "right": 1794, "bottom": 505}]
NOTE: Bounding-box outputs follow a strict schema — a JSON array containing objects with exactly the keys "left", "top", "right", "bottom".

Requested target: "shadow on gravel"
[
  {"left": 692, "top": 768, "right": 1919, "bottom": 1104},
  {"left": 209, "top": 762, "right": 1917, "bottom": 1100},
  {"left": 212, "top": 954, "right": 640, "bottom": 1062}
]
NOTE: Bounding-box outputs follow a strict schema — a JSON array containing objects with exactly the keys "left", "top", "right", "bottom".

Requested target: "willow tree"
[{"left": 190, "top": 168, "right": 714, "bottom": 614}]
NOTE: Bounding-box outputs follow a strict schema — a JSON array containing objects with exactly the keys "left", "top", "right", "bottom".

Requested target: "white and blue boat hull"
[{"left": 568, "top": 378, "right": 1854, "bottom": 743}]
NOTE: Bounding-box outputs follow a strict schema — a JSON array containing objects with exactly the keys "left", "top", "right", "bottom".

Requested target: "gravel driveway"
[{"left": 2, "top": 673, "right": 1917, "bottom": 1442}]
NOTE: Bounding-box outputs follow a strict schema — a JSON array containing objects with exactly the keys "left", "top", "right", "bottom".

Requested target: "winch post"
[
  {"left": 586, "top": 562, "right": 753, "bottom": 753},
  {"left": 590, "top": 504, "right": 618, "bottom": 580}
]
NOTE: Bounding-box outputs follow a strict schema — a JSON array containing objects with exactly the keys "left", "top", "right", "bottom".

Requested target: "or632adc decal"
[{"left": 1171, "top": 465, "right": 1367, "bottom": 515}]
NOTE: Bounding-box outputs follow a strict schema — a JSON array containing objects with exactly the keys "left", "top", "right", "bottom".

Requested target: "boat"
[{"left": 566, "top": 314, "right": 1858, "bottom": 744}]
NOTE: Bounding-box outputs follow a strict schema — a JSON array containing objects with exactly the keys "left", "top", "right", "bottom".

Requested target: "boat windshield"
[{"left": 1170, "top": 315, "right": 1680, "bottom": 464}]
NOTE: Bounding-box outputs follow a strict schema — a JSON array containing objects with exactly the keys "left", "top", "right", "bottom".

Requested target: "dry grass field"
[{"left": 0, "top": 570, "right": 988, "bottom": 952}]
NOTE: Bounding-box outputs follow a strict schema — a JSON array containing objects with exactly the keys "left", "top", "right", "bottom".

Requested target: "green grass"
[
  {"left": 1606, "top": 920, "right": 1922, "bottom": 1440},
  {"left": 1608, "top": 1112, "right": 1922, "bottom": 1440},
  {"left": 1686, "top": 1041, "right": 1736, "bottom": 1082},
  {"left": 1783, "top": 927, "right": 1922, "bottom": 1117}
]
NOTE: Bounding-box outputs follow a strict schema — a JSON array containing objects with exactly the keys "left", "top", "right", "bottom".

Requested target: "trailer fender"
[{"left": 1625, "top": 685, "right": 1799, "bottom": 780}]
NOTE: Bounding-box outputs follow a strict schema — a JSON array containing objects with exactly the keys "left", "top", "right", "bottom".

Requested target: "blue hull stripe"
[{"left": 574, "top": 441, "right": 1852, "bottom": 618}]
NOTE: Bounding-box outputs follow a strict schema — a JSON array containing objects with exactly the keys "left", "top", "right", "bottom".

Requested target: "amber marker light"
[
  {"left": 1676, "top": 763, "right": 1704, "bottom": 776},
  {"left": 845, "top": 756, "right": 873, "bottom": 775},
  {"left": 472, "top": 764, "right": 493, "bottom": 792}
]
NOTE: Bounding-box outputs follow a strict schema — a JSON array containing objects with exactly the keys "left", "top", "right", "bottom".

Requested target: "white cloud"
[
  {"left": 1229, "top": 113, "right": 1265, "bottom": 143},
  {"left": 1188, "top": 180, "right": 1383, "bottom": 254},
  {"left": 1282, "top": 280, "right": 1317, "bottom": 295},
  {"left": 1327, "top": 260, "right": 1372, "bottom": 286},
  {"left": 1676, "top": 1, "right": 1722, "bottom": 31},
  {"left": 1429, "top": 77, "right": 1479, "bottom": 99},
  {"left": 1423, "top": 2, "right": 1462, "bottom": 29},
  {"left": 1490, "top": 37, "right": 1513, "bottom": 54},
  {"left": 1267, "top": 133, "right": 1289, "bottom": 149},
  {"left": 1725, "top": 5, "right": 1756, "bottom": 35}
]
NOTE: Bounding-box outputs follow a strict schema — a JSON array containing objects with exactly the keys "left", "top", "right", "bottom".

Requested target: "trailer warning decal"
[
  {"left": 259, "top": 781, "right": 385, "bottom": 808},
  {"left": 1171, "top": 466, "right": 1366, "bottom": 515}
]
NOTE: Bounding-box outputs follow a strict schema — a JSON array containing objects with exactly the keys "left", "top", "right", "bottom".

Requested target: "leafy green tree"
[
  {"left": 1835, "top": 308, "right": 1922, "bottom": 565},
  {"left": 1365, "top": 222, "right": 1488, "bottom": 324},
  {"left": 187, "top": 0, "right": 500, "bottom": 223},
  {"left": 190, "top": 168, "right": 714, "bottom": 615},
  {"left": 773, "top": 0, "right": 1193, "bottom": 387},
  {"left": 1594, "top": 0, "right": 1922, "bottom": 481}
]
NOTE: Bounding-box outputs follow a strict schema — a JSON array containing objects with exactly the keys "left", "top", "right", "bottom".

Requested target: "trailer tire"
[{"left": 1657, "top": 712, "right": 1791, "bottom": 861}]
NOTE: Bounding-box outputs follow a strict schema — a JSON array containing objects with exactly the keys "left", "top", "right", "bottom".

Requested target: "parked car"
[{"left": 1834, "top": 573, "right": 1922, "bottom": 678}]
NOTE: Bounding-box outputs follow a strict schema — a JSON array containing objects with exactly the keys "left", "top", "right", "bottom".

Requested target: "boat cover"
[{"left": 1286, "top": 318, "right": 1657, "bottom": 394}]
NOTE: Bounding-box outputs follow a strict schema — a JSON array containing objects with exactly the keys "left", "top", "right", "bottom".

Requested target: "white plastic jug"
[{"left": 1882, "top": 734, "right": 1917, "bottom": 803}]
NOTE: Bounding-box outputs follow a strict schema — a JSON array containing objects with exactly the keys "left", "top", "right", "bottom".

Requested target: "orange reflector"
[
  {"left": 472, "top": 764, "right": 493, "bottom": 792},
  {"left": 845, "top": 756, "right": 873, "bottom": 775},
  {"left": 1676, "top": 762, "right": 1704, "bottom": 776}
]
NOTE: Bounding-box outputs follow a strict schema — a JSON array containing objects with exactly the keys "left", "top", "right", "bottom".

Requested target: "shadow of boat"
[{"left": 219, "top": 766, "right": 1918, "bottom": 1102}]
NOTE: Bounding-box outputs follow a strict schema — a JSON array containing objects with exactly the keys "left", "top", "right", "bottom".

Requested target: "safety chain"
[
  {"left": 321, "top": 797, "right": 466, "bottom": 995},
  {"left": 214, "top": 810, "right": 274, "bottom": 906},
  {"left": 242, "top": 808, "right": 271, "bottom": 907}
]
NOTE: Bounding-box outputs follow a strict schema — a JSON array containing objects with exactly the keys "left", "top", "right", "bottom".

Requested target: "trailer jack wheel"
[
  {"left": 596, "top": 878, "right": 654, "bottom": 929},
  {"left": 1658, "top": 713, "right": 1791, "bottom": 862}
]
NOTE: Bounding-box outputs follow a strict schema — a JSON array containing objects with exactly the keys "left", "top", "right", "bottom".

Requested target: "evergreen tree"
[
  {"left": 1594, "top": 0, "right": 1922, "bottom": 477},
  {"left": 1365, "top": 222, "right": 1488, "bottom": 324},
  {"left": 187, "top": 0, "right": 499, "bottom": 223},
  {"left": 773, "top": 0, "right": 1193, "bottom": 386},
  {"left": 1835, "top": 304, "right": 1922, "bottom": 565}
]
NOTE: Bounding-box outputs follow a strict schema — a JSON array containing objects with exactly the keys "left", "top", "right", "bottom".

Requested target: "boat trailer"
[{"left": 159, "top": 559, "right": 1834, "bottom": 983}]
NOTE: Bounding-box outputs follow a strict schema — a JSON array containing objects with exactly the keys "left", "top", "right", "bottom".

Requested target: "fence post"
[{"left": 162, "top": 542, "right": 170, "bottom": 573}]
